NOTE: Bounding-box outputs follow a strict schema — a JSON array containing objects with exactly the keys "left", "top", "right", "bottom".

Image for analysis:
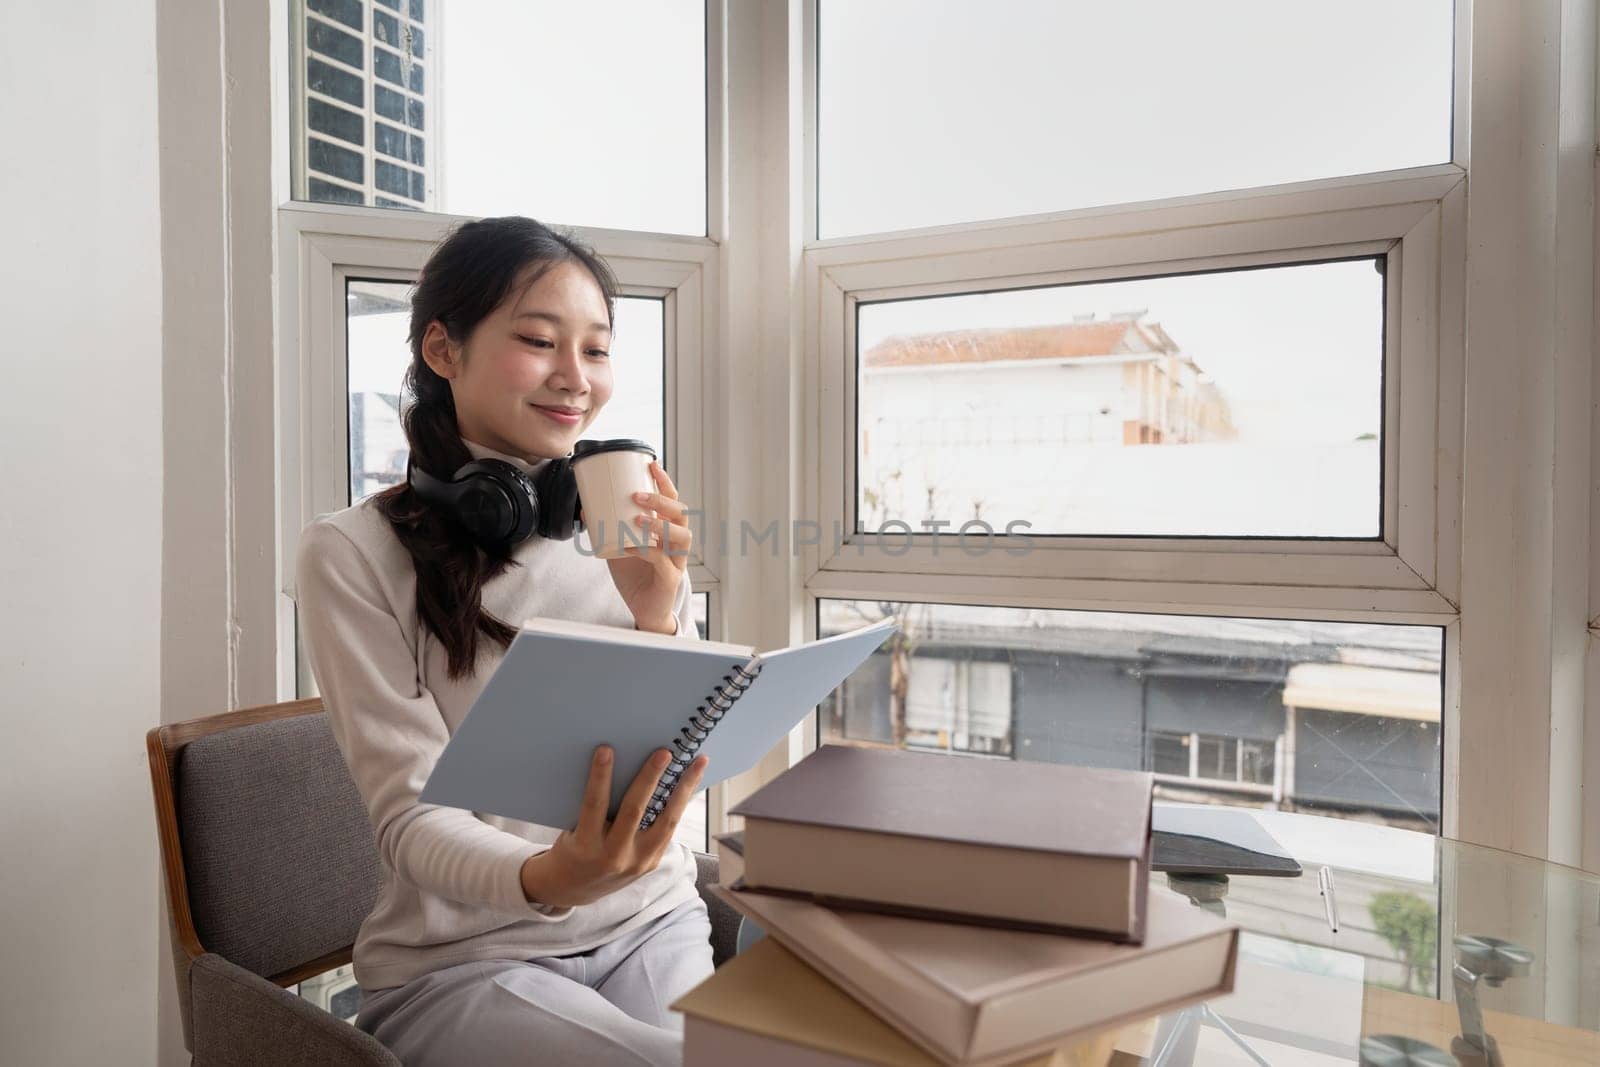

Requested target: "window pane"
[
  {"left": 1197, "top": 735, "right": 1237, "bottom": 780},
  {"left": 819, "top": 0, "right": 1453, "bottom": 237},
  {"left": 1240, "top": 738, "right": 1276, "bottom": 786},
  {"left": 857, "top": 259, "right": 1384, "bottom": 538},
  {"left": 581, "top": 297, "right": 667, "bottom": 461},
  {"left": 346, "top": 281, "right": 665, "bottom": 504},
  {"left": 818, "top": 600, "right": 1443, "bottom": 833},
  {"left": 293, "top": 0, "right": 706, "bottom": 234},
  {"left": 348, "top": 280, "right": 413, "bottom": 502},
  {"left": 295, "top": 962, "right": 360, "bottom": 1022},
  {"left": 1149, "top": 731, "right": 1190, "bottom": 777},
  {"left": 671, "top": 786, "right": 709, "bottom": 853},
  {"left": 966, "top": 661, "right": 1012, "bottom": 754},
  {"left": 691, "top": 590, "right": 710, "bottom": 640}
]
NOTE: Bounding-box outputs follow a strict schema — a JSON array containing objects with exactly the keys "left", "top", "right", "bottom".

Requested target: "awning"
[{"left": 1281, "top": 663, "right": 1441, "bottom": 722}]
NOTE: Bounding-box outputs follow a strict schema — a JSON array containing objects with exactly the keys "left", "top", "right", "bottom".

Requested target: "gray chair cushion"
[
  {"left": 178, "top": 714, "right": 383, "bottom": 979},
  {"left": 692, "top": 852, "right": 741, "bottom": 967}
]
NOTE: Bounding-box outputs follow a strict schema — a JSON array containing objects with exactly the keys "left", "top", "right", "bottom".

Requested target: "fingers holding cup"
[{"left": 625, "top": 511, "right": 692, "bottom": 562}]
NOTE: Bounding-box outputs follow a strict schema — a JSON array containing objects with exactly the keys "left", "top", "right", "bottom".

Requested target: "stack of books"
[{"left": 672, "top": 745, "right": 1240, "bottom": 1066}]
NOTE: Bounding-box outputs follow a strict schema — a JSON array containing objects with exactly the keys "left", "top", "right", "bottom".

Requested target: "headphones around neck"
[{"left": 407, "top": 455, "right": 580, "bottom": 549}]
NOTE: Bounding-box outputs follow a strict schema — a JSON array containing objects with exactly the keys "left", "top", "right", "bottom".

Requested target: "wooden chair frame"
[{"left": 146, "top": 696, "right": 355, "bottom": 988}]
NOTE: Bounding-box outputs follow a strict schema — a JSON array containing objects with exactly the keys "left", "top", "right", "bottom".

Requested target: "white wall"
[{"left": 0, "top": 2, "right": 163, "bottom": 1065}]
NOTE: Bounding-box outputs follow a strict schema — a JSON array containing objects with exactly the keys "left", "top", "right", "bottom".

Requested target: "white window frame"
[
  {"left": 271, "top": 0, "right": 731, "bottom": 841},
  {"left": 720, "top": 0, "right": 1594, "bottom": 866},
  {"left": 164, "top": 0, "right": 1592, "bottom": 865},
  {"left": 275, "top": 203, "right": 725, "bottom": 698},
  {"left": 808, "top": 171, "right": 1461, "bottom": 611},
  {"left": 1149, "top": 730, "right": 1281, "bottom": 797},
  {"left": 777, "top": 0, "right": 1467, "bottom": 807}
]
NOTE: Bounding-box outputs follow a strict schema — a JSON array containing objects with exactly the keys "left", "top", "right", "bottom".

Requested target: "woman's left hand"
[{"left": 607, "top": 460, "right": 692, "bottom": 635}]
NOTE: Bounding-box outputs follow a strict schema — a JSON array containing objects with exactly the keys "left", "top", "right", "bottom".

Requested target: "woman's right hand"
[{"left": 519, "top": 744, "right": 708, "bottom": 909}]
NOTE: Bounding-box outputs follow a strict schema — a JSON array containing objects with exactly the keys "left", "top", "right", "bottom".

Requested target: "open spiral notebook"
[{"left": 419, "top": 615, "right": 898, "bottom": 832}]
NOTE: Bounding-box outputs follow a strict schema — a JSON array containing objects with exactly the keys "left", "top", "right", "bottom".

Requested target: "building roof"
[
  {"left": 861, "top": 318, "right": 1179, "bottom": 369},
  {"left": 821, "top": 594, "right": 1442, "bottom": 673}
]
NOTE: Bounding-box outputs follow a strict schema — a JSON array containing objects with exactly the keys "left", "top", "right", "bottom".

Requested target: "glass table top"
[{"left": 1116, "top": 808, "right": 1600, "bottom": 1066}]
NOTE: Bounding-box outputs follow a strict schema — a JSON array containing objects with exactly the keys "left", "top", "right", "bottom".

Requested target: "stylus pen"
[{"left": 1318, "top": 865, "right": 1340, "bottom": 933}]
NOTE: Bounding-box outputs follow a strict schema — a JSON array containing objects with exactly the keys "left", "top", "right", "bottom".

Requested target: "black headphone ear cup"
[
  {"left": 453, "top": 480, "right": 519, "bottom": 544},
  {"left": 534, "top": 457, "right": 581, "bottom": 541},
  {"left": 411, "top": 459, "right": 539, "bottom": 549},
  {"left": 471, "top": 460, "right": 539, "bottom": 546}
]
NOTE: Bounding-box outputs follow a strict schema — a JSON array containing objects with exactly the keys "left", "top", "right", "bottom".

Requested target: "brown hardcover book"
[
  {"left": 673, "top": 936, "right": 1114, "bottom": 1066},
  {"left": 728, "top": 745, "right": 1154, "bottom": 940},
  {"left": 710, "top": 882, "right": 1238, "bottom": 1066},
  {"left": 713, "top": 830, "right": 745, "bottom": 886}
]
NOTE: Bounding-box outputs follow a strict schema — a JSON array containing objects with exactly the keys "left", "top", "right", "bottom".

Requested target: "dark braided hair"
[{"left": 372, "top": 217, "right": 620, "bottom": 679}]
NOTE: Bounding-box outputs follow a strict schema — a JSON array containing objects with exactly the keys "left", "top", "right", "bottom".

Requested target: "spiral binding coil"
[{"left": 639, "top": 659, "right": 764, "bottom": 829}]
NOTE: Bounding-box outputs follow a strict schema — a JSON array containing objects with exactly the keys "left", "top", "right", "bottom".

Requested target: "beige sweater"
[{"left": 292, "top": 437, "right": 700, "bottom": 991}]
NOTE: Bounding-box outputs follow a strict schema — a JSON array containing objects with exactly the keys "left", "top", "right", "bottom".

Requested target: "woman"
[{"left": 293, "top": 216, "right": 713, "bottom": 1066}]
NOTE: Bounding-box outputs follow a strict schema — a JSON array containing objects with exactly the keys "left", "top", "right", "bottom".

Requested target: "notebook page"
[{"left": 695, "top": 619, "right": 898, "bottom": 779}]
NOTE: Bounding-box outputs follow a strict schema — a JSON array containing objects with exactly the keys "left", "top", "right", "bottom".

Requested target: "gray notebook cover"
[
  {"left": 1150, "top": 804, "right": 1301, "bottom": 876},
  {"left": 419, "top": 617, "right": 897, "bottom": 831}
]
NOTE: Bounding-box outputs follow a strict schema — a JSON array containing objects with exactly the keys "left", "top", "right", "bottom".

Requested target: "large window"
[
  {"left": 820, "top": 600, "right": 1445, "bottom": 832},
  {"left": 281, "top": 3, "right": 1493, "bottom": 867},
  {"left": 234, "top": 0, "right": 1597, "bottom": 1033},
  {"left": 857, "top": 258, "right": 1386, "bottom": 538},
  {"left": 800, "top": 0, "right": 1465, "bottom": 846},
  {"left": 292, "top": 0, "right": 708, "bottom": 233},
  {"left": 287, "top": 1, "right": 718, "bottom": 857},
  {"left": 818, "top": 0, "right": 1454, "bottom": 237}
]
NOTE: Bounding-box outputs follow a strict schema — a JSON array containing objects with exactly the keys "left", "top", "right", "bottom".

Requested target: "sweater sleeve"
[
  {"left": 292, "top": 518, "right": 574, "bottom": 921},
  {"left": 671, "top": 565, "right": 698, "bottom": 642}
]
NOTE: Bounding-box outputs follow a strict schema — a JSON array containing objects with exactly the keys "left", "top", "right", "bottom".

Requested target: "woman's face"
[{"left": 421, "top": 259, "right": 614, "bottom": 461}]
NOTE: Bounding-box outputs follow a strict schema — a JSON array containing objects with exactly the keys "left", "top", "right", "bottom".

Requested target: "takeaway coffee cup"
[{"left": 571, "top": 438, "right": 659, "bottom": 560}]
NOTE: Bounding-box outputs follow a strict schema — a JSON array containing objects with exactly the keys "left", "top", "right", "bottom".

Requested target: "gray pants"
[{"left": 355, "top": 898, "right": 715, "bottom": 1066}]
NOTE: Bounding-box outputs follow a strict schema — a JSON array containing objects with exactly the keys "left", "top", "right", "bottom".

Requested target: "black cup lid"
[{"left": 572, "top": 438, "right": 656, "bottom": 460}]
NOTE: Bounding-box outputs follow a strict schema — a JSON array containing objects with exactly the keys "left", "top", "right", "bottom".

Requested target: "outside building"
[
  {"left": 854, "top": 310, "right": 1377, "bottom": 540},
  {"left": 295, "top": 0, "right": 433, "bottom": 209},
  {"left": 820, "top": 602, "right": 1443, "bottom": 833},
  {"left": 861, "top": 312, "right": 1237, "bottom": 453},
  {"left": 840, "top": 314, "right": 1439, "bottom": 832}
]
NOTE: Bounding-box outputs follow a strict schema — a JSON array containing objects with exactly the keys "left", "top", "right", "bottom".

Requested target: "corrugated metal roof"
[{"left": 862, "top": 319, "right": 1178, "bottom": 368}]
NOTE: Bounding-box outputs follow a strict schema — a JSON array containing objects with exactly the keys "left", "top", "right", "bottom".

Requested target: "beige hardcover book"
[
  {"left": 674, "top": 937, "right": 1114, "bottom": 1067},
  {"left": 713, "top": 831, "right": 744, "bottom": 885},
  {"left": 710, "top": 882, "right": 1238, "bottom": 1066},
  {"left": 728, "top": 745, "right": 1153, "bottom": 940}
]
